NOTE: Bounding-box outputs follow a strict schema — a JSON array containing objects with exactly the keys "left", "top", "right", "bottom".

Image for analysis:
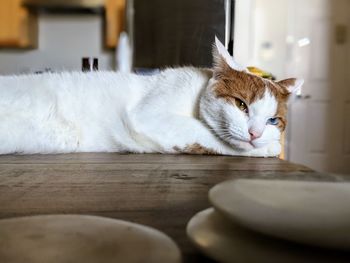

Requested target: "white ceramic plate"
[
  {"left": 0, "top": 215, "right": 181, "bottom": 263},
  {"left": 209, "top": 179, "right": 350, "bottom": 250},
  {"left": 187, "top": 208, "right": 350, "bottom": 263}
]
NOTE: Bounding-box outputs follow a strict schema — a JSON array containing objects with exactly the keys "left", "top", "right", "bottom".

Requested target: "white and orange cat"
[{"left": 0, "top": 38, "right": 302, "bottom": 156}]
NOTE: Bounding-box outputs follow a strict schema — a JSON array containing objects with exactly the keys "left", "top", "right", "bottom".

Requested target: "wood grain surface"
[{"left": 0, "top": 153, "right": 346, "bottom": 262}]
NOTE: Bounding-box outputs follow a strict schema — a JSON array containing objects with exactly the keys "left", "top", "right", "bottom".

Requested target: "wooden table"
[{"left": 0, "top": 153, "right": 347, "bottom": 262}]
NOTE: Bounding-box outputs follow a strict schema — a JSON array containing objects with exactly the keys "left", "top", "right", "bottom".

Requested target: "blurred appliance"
[{"left": 130, "top": 0, "right": 234, "bottom": 68}]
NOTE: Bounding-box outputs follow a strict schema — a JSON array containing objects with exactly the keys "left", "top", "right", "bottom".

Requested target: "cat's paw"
[
  {"left": 242, "top": 141, "right": 281, "bottom": 157},
  {"left": 266, "top": 141, "right": 281, "bottom": 157}
]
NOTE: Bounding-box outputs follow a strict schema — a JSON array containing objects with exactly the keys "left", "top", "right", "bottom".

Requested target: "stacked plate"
[
  {"left": 0, "top": 215, "right": 182, "bottom": 263},
  {"left": 187, "top": 179, "right": 350, "bottom": 263}
]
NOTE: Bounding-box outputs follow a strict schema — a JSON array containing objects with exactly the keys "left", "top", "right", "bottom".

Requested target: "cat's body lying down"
[{"left": 0, "top": 38, "right": 302, "bottom": 156}]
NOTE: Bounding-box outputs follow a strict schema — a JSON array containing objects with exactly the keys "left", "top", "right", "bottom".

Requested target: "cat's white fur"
[{"left": 0, "top": 38, "right": 299, "bottom": 156}]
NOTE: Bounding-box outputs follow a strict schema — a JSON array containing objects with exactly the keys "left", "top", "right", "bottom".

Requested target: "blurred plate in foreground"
[
  {"left": 0, "top": 215, "right": 181, "bottom": 263},
  {"left": 209, "top": 179, "right": 350, "bottom": 250},
  {"left": 187, "top": 208, "right": 350, "bottom": 263}
]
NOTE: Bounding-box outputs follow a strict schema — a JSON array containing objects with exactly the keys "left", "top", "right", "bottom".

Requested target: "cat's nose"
[{"left": 249, "top": 130, "right": 261, "bottom": 141}]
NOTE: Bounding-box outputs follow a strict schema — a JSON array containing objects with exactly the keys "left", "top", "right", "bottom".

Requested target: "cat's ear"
[
  {"left": 278, "top": 78, "right": 304, "bottom": 94},
  {"left": 213, "top": 36, "right": 246, "bottom": 74}
]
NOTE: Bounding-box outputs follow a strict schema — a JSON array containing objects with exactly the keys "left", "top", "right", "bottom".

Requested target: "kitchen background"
[
  {"left": 0, "top": 0, "right": 349, "bottom": 174},
  {"left": 236, "top": 0, "right": 350, "bottom": 175},
  {"left": 0, "top": 14, "right": 114, "bottom": 74}
]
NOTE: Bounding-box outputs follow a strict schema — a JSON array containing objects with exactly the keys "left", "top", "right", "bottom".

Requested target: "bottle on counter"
[{"left": 82, "top": 57, "right": 98, "bottom": 72}]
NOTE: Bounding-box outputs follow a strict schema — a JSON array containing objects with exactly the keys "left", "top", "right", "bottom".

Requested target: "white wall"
[
  {"left": 252, "top": 0, "right": 289, "bottom": 79},
  {"left": 234, "top": 0, "right": 290, "bottom": 80},
  {"left": 233, "top": 0, "right": 256, "bottom": 66},
  {"left": 0, "top": 14, "right": 115, "bottom": 75}
]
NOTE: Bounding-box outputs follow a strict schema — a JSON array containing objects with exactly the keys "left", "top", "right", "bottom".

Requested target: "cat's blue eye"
[{"left": 267, "top": 117, "right": 279, "bottom": 125}]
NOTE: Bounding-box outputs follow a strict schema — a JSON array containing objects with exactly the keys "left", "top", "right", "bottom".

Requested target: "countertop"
[{"left": 0, "top": 153, "right": 347, "bottom": 262}]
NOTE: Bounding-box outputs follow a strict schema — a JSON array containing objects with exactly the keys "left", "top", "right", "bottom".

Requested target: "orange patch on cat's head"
[{"left": 211, "top": 49, "right": 296, "bottom": 131}]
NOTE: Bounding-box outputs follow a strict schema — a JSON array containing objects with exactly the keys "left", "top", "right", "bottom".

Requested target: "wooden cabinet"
[
  {"left": 105, "top": 0, "right": 125, "bottom": 48},
  {"left": 0, "top": 0, "right": 38, "bottom": 48},
  {"left": 0, "top": 0, "right": 124, "bottom": 49}
]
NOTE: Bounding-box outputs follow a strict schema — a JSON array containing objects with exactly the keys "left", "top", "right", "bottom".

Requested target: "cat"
[{"left": 0, "top": 37, "right": 303, "bottom": 156}]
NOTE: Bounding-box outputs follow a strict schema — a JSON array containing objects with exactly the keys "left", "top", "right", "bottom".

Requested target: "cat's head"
[{"left": 200, "top": 37, "right": 303, "bottom": 151}]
